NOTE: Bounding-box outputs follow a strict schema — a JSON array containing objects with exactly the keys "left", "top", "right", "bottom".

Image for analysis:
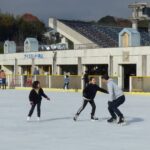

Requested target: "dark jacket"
[
  {"left": 83, "top": 83, "right": 108, "bottom": 100},
  {"left": 83, "top": 73, "right": 89, "bottom": 83},
  {"left": 29, "top": 88, "right": 48, "bottom": 104}
]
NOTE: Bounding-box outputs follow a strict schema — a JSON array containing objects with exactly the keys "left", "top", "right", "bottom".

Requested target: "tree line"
[{"left": 0, "top": 13, "right": 47, "bottom": 44}]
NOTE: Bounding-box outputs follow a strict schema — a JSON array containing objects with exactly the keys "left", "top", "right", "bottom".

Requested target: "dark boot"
[
  {"left": 91, "top": 116, "right": 99, "bottom": 121},
  {"left": 118, "top": 117, "right": 124, "bottom": 124},
  {"left": 73, "top": 114, "right": 79, "bottom": 121},
  {"left": 107, "top": 117, "right": 117, "bottom": 123}
]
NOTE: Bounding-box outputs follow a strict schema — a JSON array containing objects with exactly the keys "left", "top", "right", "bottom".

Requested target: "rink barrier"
[
  {"left": 129, "top": 76, "right": 150, "bottom": 92},
  {"left": 14, "top": 87, "right": 150, "bottom": 95},
  {"left": 6, "top": 74, "right": 150, "bottom": 94},
  {"left": 6, "top": 74, "right": 82, "bottom": 89},
  {"left": 6, "top": 74, "right": 118, "bottom": 90}
]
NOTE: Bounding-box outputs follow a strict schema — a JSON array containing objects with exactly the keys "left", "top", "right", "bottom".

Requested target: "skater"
[
  {"left": 63, "top": 75, "right": 70, "bottom": 89},
  {"left": 27, "top": 81, "right": 50, "bottom": 121},
  {"left": 74, "top": 77, "right": 108, "bottom": 121},
  {"left": 1, "top": 70, "right": 6, "bottom": 89},
  {"left": 101, "top": 74, "right": 125, "bottom": 124}
]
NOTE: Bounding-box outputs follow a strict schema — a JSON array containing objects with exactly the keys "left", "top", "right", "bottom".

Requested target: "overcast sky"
[{"left": 0, "top": 0, "right": 149, "bottom": 25}]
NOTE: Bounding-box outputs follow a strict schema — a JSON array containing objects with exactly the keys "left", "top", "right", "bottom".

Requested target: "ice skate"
[
  {"left": 91, "top": 116, "right": 99, "bottom": 121},
  {"left": 27, "top": 116, "right": 31, "bottom": 121},
  {"left": 37, "top": 117, "right": 40, "bottom": 121},
  {"left": 73, "top": 114, "right": 79, "bottom": 121},
  {"left": 118, "top": 117, "right": 125, "bottom": 124},
  {"left": 107, "top": 117, "right": 117, "bottom": 123}
]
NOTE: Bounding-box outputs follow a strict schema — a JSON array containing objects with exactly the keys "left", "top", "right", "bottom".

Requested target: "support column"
[
  {"left": 31, "top": 58, "right": 35, "bottom": 75},
  {"left": 142, "top": 55, "right": 147, "bottom": 76},
  {"left": 118, "top": 65, "right": 124, "bottom": 89},
  {"left": 17, "top": 66, "right": 22, "bottom": 74},
  {"left": 57, "top": 65, "right": 62, "bottom": 75},
  {"left": 14, "top": 58, "right": 18, "bottom": 75},
  {"left": 108, "top": 55, "right": 113, "bottom": 76},
  {"left": 52, "top": 51, "right": 57, "bottom": 75},
  {"left": 81, "top": 65, "right": 87, "bottom": 89},
  {"left": 137, "top": 56, "right": 142, "bottom": 76},
  {"left": 129, "top": 76, "right": 132, "bottom": 92},
  {"left": 78, "top": 57, "right": 82, "bottom": 75}
]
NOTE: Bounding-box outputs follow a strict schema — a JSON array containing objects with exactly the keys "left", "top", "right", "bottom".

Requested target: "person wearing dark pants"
[
  {"left": 63, "top": 75, "right": 70, "bottom": 90},
  {"left": 1, "top": 70, "right": 6, "bottom": 89},
  {"left": 27, "top": 81, "right": 50, "bottom": 121},
  {"left": 108, "top": 95, "right": 125, "bottom": 120},
  {"left": 74, "top": 77, "right": 108, "bottom": 121},
  {"left": 102, "top": 75, "right": 125, "bottom": 124},
  {"left": 76, "top": 99, "right": 96, "bottom": 118},
  {"left": 28, "top": 101, "right": 41, "bottom": 118}
]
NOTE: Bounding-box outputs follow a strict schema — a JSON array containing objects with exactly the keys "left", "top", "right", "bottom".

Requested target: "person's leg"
[
  {"left": 74, "top": 100, "right": 88, "bottom": 121},
  {"left": 37, "top": 101, "right": 41, "bottom": 118},
  {"left": 108, "top": 101, "right": 117, "bottom": 119},
  {"left": 63, "top": 83, "right": 66, "bottom": 89},
  {"left": 89, "top": 100, "right": 96, "bottom": 118},
  {"left": 28, "top": 104, "right": 36, "bottom": 117},
  {"left": 4, "top": 78, "right": 6, "bottom": 89},
  {"left": 111, "top": 95, "right": 125, "bottom": 118},
  {"left": 67, "top": 83, "right": 69, "bottom": 89},
  {"left": 76, "top": 100, "right": 88, "bottom": 116},
  {"left": 2, "top": 79, "right": 4, "bottom": 89}
]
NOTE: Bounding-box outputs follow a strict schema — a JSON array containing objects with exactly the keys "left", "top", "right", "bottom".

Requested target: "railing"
[{"left": 6, "top": 74, "right": 118, "bottom": 90}]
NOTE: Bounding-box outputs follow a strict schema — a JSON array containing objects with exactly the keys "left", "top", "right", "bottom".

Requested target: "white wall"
[{"left": 0, "top": 46, "right": 150, "bottom": 77}]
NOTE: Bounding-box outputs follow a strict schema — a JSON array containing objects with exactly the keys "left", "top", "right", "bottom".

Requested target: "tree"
[
  {"left": 97, "top": 15, "right": 131, "bottom": 27},
  {"left": 98, "top": 16, "right": 117, "bottom": 26},
  {"left": 0, "top": 12, "right": 47, "bottom": 44}
]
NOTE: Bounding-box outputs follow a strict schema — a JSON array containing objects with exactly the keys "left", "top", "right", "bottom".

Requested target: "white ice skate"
[
  {"left": 37, "top": 117, "right": 40, "bottom": 121},
  {"left": 27, "top": 117, "right": 31, "bottom": 121}
]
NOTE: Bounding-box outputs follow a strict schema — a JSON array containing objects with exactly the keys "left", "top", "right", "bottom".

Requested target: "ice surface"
[{"left": 0, "top": 90, "right": 150, "bottom": 150}]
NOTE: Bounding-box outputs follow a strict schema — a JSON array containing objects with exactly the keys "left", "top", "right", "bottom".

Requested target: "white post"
[
  {"left": 7, "top": 75, "right": 10, "bottom": 88},
  {"left": 129, "top": 76, "right": 132, "bottom": 92},
  {"left": 118, "top": 65, "right": 124, "bottom": 90},
  {"left": 49, "top": 75, "right": 51, "bottom": 88},
  {"left": 99, "top": 76, "right": 102, "bottom": 87},
  {"left": 21, "top": 75, "right": 23, "bottom": 87}
]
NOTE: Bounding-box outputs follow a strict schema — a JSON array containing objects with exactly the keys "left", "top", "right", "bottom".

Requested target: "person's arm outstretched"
[
  {"left": 40, "top": 88, "right": 50, "bottom": 100},
  {"left": 97, "top": 86, "right": 108, "bottom": 94}
]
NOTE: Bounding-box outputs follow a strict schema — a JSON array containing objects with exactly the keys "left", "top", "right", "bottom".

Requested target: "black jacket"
[
  {"left": 83, "top": 83, "right": 108, "bottom": 100},
  {"left": 83, "top": 74, "right": 89, "bottom": 83},
  {"left": 29, "top": 88, "right": 48, "bottom": 104}
]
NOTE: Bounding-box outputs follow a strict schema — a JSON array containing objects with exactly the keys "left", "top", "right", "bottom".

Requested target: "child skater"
[
  {"left": 73, "top": 77, "right": 108, "bottom": 121},
  {"left": 101, "top": 74, "right": 125, "bottom": 124},
  {"left": 27, "top": 81, "right": 50, "bottom": 121}
]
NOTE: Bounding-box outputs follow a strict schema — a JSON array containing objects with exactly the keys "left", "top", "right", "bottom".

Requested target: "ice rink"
[{"left": 0, "top": 90, "right": 150, "bottom": 150}]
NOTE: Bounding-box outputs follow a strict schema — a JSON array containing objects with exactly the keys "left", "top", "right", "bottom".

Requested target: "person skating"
[
  {"left": 74, "top": 77, "right": 108, "bottom": 121},
  {"left": 101, "top": 74, "right": 125, "bottom": 124},
  {"left": 27, "top": 81, "right": 50, "bottom": 121},
  {"left": 1, "top": 70, "right": 6, "bottom": 89},
  {"left": 63, "top": 75, "right": 70, "bottom": 90}
]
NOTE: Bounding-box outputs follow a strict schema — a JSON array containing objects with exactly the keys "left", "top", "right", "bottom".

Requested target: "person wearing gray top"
[{"left": 102, "top": 75, "right": 125, "bottom": 124}]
